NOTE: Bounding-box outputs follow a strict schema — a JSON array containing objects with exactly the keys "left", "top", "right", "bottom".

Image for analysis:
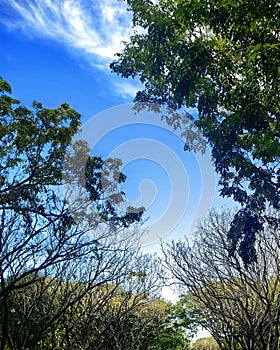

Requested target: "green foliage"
[
  {"left": 111, "top": 0, "right": 280, "bottom": 264},
  {"left": 0, "top": 78, "right": 80, "bottom": 215},
  {"left": 0, "top": 77, "right": 146, "bottom": 350},
  {"left": 173, "top": 294, "right": 204, "bottom": 336},
  {"left": 139, "top": 299, "right": 191, "bottom": 350},
  {"left": 191, "top": 337, "right": 219, "bottom": 350},
  {"left": 64, "top": 141, "right": 145, "bottom": 228},
  {"left": 1, "top": 277, "right": 187, "bottom": 350},
  {"left": 0, "top": 76, "right": 144, "bottom": 230}
]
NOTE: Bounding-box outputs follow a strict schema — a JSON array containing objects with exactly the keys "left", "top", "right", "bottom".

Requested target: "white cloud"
[
  {"left": 113, "top": 80, "right": 142, "bottom": 99},
  {"left": 1, "top": 0, "right": 133, "bottom": 68}
]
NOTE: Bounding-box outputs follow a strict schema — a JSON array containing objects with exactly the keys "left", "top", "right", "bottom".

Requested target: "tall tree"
[
  {"left": 111, "top": 0, "right": 280, "bottom": 264},
  {"left": 0, "top": 77, "right": 144, "bottom": 349}
]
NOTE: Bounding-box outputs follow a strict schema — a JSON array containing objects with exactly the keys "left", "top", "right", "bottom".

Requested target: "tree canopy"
[
  {"left": 0, "top": 76, "right": 147, "bottom": 349},
  {"left": 111, "top": 0, "right": 280, "bottom": 264}
]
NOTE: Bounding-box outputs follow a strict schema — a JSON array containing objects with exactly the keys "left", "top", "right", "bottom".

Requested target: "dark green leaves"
[{"left": 111, "top": 0, "right": 280, "bottom": 263}]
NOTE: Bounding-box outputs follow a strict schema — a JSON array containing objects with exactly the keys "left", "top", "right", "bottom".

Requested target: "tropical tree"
[{"left": 111, "top": 0, "right": 280, "bottom": 264}]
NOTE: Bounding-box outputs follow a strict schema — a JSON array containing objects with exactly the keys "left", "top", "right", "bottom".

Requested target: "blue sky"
[
  {"left": 0, "top": 0, "right": 140, "bottom": 111},
  {"left": 0, "top": 0, "right": 234, "bottom": 256}
]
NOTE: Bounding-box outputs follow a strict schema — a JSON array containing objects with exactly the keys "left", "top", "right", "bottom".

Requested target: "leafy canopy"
[
  {"left": 0, "top": 76, "right": 146, "bottom": 349},
  {"left": 111, "top": 0, "right": 280, "bottom": 264},
  {"left": 0, "top": 76, "right": 144, "bottom": 230}
]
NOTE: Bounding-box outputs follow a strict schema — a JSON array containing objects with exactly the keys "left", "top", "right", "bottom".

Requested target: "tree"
[
  {"left": 110, "top": 0, "right": 280, "bottom": 264},
  {"left": 191, "top": 337, "right": 219, "bottom": 350},
  {"left": 163, "top": 209, "right": 280, "bottom": 350},
  {"left": 0, "top": 77, "right": 144, "bottom": 349},
  {"left": 5, "top": 253, "right": 162, "bottom": 350},
  {"left": 103, "top": 298, "right": 170, "bottom": 350},
  {"left": 137, "top": 299, "right": 191, "bottom": 350}
]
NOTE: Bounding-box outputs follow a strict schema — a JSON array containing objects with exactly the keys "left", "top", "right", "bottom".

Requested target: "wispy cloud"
[
  {"left": 0, "top": 0, "right": 133, "bottom": 68},
  {"left": 113, "top": 80, "right": 142, "bottom": 99}
]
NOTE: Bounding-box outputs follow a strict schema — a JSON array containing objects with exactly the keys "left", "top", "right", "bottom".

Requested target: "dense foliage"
[
  {"left": 111, "top": 0, "right": 280, "bottom": 264},
  {"left": 191, "top": 337, "right": 219, "bottom": 350}
]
